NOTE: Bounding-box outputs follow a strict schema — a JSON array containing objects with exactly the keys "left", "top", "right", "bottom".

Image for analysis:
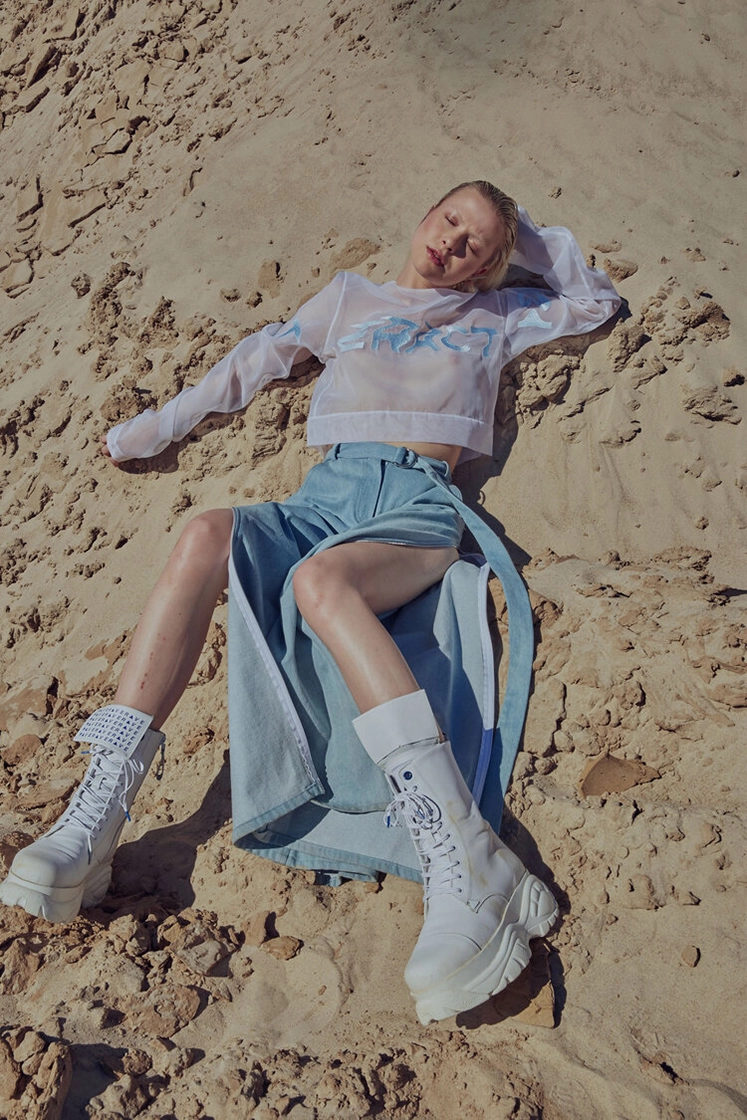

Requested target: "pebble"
[{"left": 263, "top": 935, "right": 302, "bottom": 961}]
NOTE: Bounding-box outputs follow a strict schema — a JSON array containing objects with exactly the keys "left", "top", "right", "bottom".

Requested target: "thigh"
[
  {"left": 308, "top": 540, "right": 458, "bottom": 615},
  {"left": 231, "top": 499, "right": 334, "bottom": 633}
]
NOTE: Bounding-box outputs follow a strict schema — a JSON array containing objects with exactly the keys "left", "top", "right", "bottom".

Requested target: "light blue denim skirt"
[{"left": 228, "top": 443, "right": 533, "bottom": 884}]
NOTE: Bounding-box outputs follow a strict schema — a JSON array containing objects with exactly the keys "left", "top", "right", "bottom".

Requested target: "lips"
[{"left": 427, "top": 247, "right": 444, "bottom": 268}]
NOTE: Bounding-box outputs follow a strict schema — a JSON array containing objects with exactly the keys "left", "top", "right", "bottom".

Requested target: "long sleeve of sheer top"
[
  {"left": 499, "top": 206, "right": 621, "bottom": 364},
  {"left": 106, "top": 274, "right": 344, "bottom": 462}
]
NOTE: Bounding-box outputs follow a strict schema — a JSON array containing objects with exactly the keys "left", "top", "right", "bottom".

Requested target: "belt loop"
[
  {"left": 393, "top": 446, "right": 409, "bottom": 466},
  {"left": 332, "top": 443, "right": 342, "bottom": 459}
]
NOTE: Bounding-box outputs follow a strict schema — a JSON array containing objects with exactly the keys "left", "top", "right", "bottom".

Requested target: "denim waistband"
[{"left": 327, "top": 442, "right": 452, "bottom": 481}]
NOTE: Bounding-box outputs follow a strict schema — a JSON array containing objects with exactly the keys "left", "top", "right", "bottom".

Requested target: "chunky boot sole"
[
  {"left": 411, "top": 873, "right": 558, "bottom": 1024},
  {"left": 0, "top": 711, "right": 164, "bottom": 925},
  {"left": 0, "top": 861, "right": 113, "bottom": 924}
]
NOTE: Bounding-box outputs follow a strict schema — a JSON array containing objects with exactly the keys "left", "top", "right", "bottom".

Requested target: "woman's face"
[{"left": 402, "top": 187, "right": 506, "bottom": 290}]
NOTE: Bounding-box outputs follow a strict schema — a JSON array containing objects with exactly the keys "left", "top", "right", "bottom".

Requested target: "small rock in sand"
[
  {"left": 263, "top": 935, "right": 303, "bottom": 960},
  {"left": 579, "top": 753, "right": 660, "bottom": 797},
  {"left": 681, "top": 945, "right": 701, "bottom": 967}
]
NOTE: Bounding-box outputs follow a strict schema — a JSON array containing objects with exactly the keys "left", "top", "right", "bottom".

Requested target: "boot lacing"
[
  {"left": 55, "top": 746, "right": 147, "bottom": 856},
  {"left": 386, "top": 792, "right": 463, "bottom": 900}
]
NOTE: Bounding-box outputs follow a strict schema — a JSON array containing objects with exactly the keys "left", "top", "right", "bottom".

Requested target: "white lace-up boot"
[
  {"left": 0, "top": 705, "right": 164, "bottom": 923},
  {"left": 353, "top": 690, "right": 558, "bottom": 1024}
]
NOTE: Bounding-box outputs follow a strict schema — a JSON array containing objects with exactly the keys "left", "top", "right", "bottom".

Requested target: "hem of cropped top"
[{"left": 306, "top": 411, "right": 494, "bottom": 457}]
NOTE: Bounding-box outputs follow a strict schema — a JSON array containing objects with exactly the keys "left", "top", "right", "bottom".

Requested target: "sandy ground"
[{"left": 0, "top": 0, "right": 745, "bottom": 1117}]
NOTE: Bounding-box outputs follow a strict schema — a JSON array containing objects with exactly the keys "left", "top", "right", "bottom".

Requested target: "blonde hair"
[{"left": 434, "top": 180, "right": 518, "bottom": 292}]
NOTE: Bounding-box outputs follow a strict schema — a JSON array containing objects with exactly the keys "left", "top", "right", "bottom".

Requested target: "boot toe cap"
[
  {"left": 405, "top": 931, "right": 483, "bottom": 992},
  {"left": 9, "top": 837, "right": 89, "bottom": 890}
]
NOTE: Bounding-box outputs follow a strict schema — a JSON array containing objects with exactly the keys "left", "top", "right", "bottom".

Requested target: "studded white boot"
[
  {"left": 0, "top": 705, "right": 164, "bottom": 923},
  {"left": 353, "top": 690, "right": 558, "bottom": 1024}
]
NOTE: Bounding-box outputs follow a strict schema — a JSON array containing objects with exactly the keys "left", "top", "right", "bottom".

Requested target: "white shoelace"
[
  {"left": 385, "top": 792, "right": 463, "bottom": 900},
  {"left": 61, "top": 746, "right": 146, "bottom": 854}
]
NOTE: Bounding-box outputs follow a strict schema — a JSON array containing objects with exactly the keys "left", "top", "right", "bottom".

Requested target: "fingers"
[{"left": 99, "top": 436, "right": 124, "bottom": 467}]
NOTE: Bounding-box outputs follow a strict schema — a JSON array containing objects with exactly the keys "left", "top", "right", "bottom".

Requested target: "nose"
[{"left": 442, "top": 233, "right": 465, "bottom": 256}]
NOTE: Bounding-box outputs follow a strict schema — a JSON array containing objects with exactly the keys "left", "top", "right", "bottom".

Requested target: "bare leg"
[
  {"left": 297, "top": 542, "right": 561, "bottom": 1029},
  {"left": 114, "top": 509, "right": 234, "bottom": 727},
  {"left": 292, "top": 541, "right": 458, "bottom": 713}
]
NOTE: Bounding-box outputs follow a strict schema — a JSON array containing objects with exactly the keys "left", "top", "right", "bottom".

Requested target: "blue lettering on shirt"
[
  {"left": 517, "top": 308, "right": 554, "bottom": 331},
  {"left": 338, "top": 317, "right": 500, "bottom": 356},
  {"left": 441, "top": 325, "right": 499, "bottom": 357},
  {"left": 371, "top": 317, "right": 420, "bottom": 352},
  {"left": 403, "top": 325, "right": 442, "bottom": 352},
  {"left": 441, "top": 326, "right": 472, "bottom": 353},
  {"left": 277, "top": 319, "right": 302, "bottom": 341},
  {"left": 512, "top": 293, "right": 555, "bottom": 331}
]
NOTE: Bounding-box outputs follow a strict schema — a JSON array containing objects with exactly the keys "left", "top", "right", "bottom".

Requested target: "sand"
[{"left": 0, "top": 0, "right": 745, "bottom": 1116}]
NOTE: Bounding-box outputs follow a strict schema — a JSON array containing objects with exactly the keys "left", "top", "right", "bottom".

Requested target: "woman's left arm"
[
  {"left": 499, "top": 206, "right": 622, "bottom": 364},
  {"left": 104, "top": 274, "right": 345, "bottom": 462}
]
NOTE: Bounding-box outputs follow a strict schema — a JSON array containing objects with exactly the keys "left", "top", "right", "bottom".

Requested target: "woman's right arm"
[
  {"left": 499, "top": 207, "right": 621, "bottom": 364},
  {"left": 105, "top": 274, "right": 344, "bottom": 462}
]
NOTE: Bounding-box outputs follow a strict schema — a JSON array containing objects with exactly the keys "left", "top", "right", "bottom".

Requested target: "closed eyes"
[{"left": 445, "top": 214, "right": 480, "bottom": 253}]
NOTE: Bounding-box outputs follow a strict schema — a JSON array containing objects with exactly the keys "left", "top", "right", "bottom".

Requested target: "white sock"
[{"left": 353, "top": 690, "right": 440, "bottom": 765}]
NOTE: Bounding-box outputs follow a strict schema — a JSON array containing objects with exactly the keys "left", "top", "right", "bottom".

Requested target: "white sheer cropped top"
[{"left": 106, "top": 207, "right": 621, "bottom": 464}]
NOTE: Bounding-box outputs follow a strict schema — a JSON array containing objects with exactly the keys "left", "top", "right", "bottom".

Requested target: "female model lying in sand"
[{"left": 0, "top": 181, "right": 620, "bottom": 1023}]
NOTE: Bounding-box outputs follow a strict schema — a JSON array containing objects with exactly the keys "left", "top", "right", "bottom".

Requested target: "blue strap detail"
[{"left": 410, "top": 458, "right": 534, "bottom": 827}]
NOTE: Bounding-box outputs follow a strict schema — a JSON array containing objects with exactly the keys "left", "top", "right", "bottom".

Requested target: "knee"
[
  {"left": 173, "top": 510, "right": 233, "bottom": 572},
  {"left": 292, "top": 553, "right": 344, "bottom": 628}
]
